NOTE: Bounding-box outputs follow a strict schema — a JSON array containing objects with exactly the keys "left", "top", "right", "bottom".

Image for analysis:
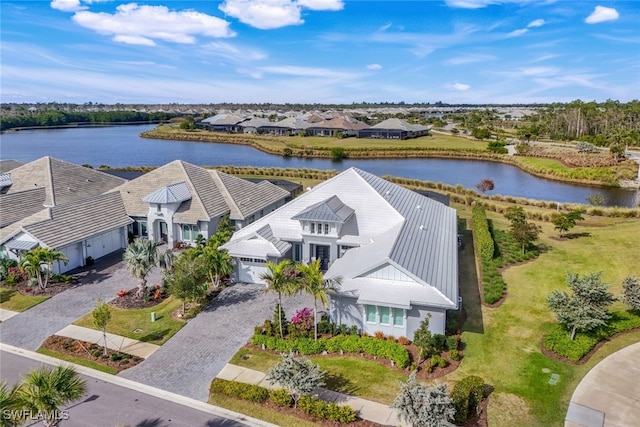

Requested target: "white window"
[
  {"left": 310, "top": 223, "right": 315, "bottom": 234},
  {"left": 393, "top": 308, "right": 404, "bottom": 327},
  {"left": 182, "top": 224, "right": 191, "bottom": 241},
  {"left": 379, "top": 307, "right": 390, "bottom": 325},
  {"left": 324, "top": 223, "right": 329, "bottom": 235},
  {"left": 365, "top": 305, "right": 377, "bottom": 323}
]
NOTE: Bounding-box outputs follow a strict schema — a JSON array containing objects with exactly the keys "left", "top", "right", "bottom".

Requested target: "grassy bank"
[{"left": 0, "top": 288, "right": 48, "bottom": 312}]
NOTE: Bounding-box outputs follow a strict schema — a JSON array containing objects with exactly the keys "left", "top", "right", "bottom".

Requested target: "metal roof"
[
  {"left": 292, "top": 195, "right": 354, "bottom": 223},
  {"left": 256, "top": 225, "right": 291, "bottom": 255},
  {"left": 141, "top": 182, "right": 192, "bottom": 204},
  {"left": 0, "top": 173, "right": 12, "bottom": 189},
  {"left": 4, "top": 239, "right": 38, "bottom": 251}
]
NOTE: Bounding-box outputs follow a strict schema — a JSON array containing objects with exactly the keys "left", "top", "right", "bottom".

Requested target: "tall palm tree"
[
  {"left": 0, "top": 380, "right": 22, "bottom": 427},
  {"left": 20, "top": 247, "right": 68, "bottom": 291},
  {"left": 17, "top": 366, "right": 86, "bottom": 427},
  {"left": 298, "top": 259, "right": 342, "bottom": 341},
  {"left": 260, "top": 260, "right": 298, "bottom": 338},
  {"left": 123, "top": 238, "right": 159, "bottom": 298}
]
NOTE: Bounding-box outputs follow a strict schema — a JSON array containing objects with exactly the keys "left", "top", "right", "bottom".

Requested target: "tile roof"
[
  {"left": 367, "top": 118, "right": 431, "bottom": 132},
  {"left": 0, "top": 188, "right": 46, "bottom": 228},
  {"left": 292, "top": 195, "right": 355, "bottom": 223},
  {"left": 24, "top": 192, "right": 132, "bottom": 249},
  {"left": 2, "top": 157, "right": 126, "bottom": 207},
  {"left": 0, "top": 160, "right": 24, "bottom": 173}
]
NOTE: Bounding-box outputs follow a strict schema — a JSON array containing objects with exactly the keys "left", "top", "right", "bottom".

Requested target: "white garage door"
[
  {"left": 57, "top": 242, "right": 83, "bottom": 274},
  {"left": 87, "top": 228, "right": 123, "bottom": 261},
  {"left": 237, "top": 260, "right": 268, "bottom": 284}
]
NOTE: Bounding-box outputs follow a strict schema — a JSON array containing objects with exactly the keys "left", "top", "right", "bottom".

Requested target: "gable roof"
[
  {"left": 0, "top": 188, "right": 46, "bottom": 228},
  {"left": 0, "top": 160, "right": 24, "bottom": 173},
  {"left": 292, "top": 195, "right": 354, "bottom": 223},
  {"left": 22, "top": 192, "right": 132, "bottom": 249},
  {"left": 307, "top": 117, "right": 368, "bottom": 131},
  {"left": 2, "top": 157, "right": 126, "bottom": 207},
  {"left": 366, "top": 118, "right": 431, "bottom": 132},
  {"left": 141, "top": 182, "right": 192, "bottom": 204}
]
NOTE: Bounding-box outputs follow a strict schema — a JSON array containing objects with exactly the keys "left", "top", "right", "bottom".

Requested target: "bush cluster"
[
  {"left": 451, "top": 375, "right": 484, "bottom": 424},
  {"left": 298, "top": 395, "right": 357, "bottom": 423},
  {"left": 251, "top": 333, "right": 411, "bottom": 368},
  {"left": 209, "top": 379, "right": 269, "bottom": 403},
  {"left": 472, "top": 205, "right": 494, "bottom": 262}
]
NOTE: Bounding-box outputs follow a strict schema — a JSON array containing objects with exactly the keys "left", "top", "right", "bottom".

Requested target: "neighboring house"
[
  {"left": 110, "top": 160, "right": 289, "bottom": 247},
  {"left": 238, "top": 117, "right": 272, "bottom": 134},
  {"left": 358, "top": 118, "right": 431, "bottom": 140},
  {"left": 243, "top": 178, "right": 303, "bottom": 201},
  {"left": 222, "top": 167, "right": 458, "bottom": 336},
  {"left": 258, "top": 116, "right": 312, "bottom": 136},
  {"left": 200, "top": 113, "right": 248, "bottom": 133},
  {"left": 306, "top": 117, "right": 368, "bottom": 137}
]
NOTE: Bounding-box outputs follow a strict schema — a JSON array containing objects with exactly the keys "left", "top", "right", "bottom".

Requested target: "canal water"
[{"left": 1, "top": 125, "right": 638, "bottom": 207}]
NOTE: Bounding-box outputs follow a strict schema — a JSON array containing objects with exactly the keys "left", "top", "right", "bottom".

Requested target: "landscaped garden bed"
[{"left": 39, "top": 335, "right": 143, "bottom": 373}]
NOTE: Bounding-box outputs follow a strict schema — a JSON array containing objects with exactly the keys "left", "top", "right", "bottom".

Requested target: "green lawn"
[
  {"left": 447, "top": 208, "right": 640, "bottom": 427},
  {"left": 0, "top": 288, "right": 48, "bottom": 312},
  {"left": 209, "top": 393, "right": 320, "bottom": 427},
  {"left": 73, "top": 296, "right": 185, "bottom": 345},
  {"left": 230, "top": 347, "right": 407, "bottom": 404},
  {"left": 36, "top": 348, "right": 118, "bottom": 375}
]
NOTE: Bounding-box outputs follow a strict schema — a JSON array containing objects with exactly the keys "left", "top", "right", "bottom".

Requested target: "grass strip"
[
  {"left": 36, "top": 348, "right": 118, "bottom": 375},
  {"left": 0, "top": 288, "right": 48, "bottom": 312}
]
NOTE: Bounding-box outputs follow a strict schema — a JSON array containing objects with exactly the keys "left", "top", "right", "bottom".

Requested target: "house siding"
[
  {"left": 406, "top": 305, "right": 447, "bottom": 336},
  {"left": 329, "top": 295, "right": 364, "bottom": 333}
]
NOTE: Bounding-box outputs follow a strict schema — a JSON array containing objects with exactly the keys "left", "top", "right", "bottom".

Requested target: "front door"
[
  {"left": 159, "top": 221, "right": 168, "bottom": 243},
  {"left": 315, "top": 245, "right": 330, "bottom": 271}
]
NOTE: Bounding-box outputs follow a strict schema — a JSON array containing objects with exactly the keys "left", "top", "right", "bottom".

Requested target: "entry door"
[{"left": 315, "top": 245, "right": 330, "bottom": 271}]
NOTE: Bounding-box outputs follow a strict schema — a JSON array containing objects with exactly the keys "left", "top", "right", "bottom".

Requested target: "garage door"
[
  {"left": 237, "top": 260, "right": 268, "bottom": 284},
  {"left": 87, "top": 228, "right": 123, "bottom": 260},
  {"left": 57, "top": 242, "right": 83, "bottom": 274}
]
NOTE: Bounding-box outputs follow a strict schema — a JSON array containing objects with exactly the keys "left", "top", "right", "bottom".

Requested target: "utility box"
[{"left": 151, "top": 312, "right": 156, "bottom": 322}]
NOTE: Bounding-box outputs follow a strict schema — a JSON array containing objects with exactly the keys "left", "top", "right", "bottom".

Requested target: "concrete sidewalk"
[
  {"left": 0, "top": 308, "right": 20, "bottom": 322},
  {"left": 55, "top": 324, "right": 160, "bottom": 359},
  {"left": 217, "top": 363, "right": 407, "bottom": 427}
]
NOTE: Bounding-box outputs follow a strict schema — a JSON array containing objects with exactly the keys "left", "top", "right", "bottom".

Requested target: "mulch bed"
[
  {"left": 14, "top": 282, "right": 74, "bottom": 298},
  {"left": 40, "top": 335, "right": 143, "bottom": 372},
  {"left": 109, "top": 287, "right": 168, "bottom": 309}
]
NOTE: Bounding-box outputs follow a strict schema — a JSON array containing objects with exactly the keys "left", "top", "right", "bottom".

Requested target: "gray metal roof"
[
  {"left": 292, "top": 195, "right": 355, "bottom": 223},
  {"left": 256, "top": 224, "right": 291, "bottom": 255},
  {"left": 367, "top": 118, "right": 431, "bottom": 132},
  {"left": 0, "top": 173, "right": 12, "bottom": 189},
  {"left": 24, "top": 192, "right": 132, "bottom": 249},
  {"left": 141, "top": 182, "right": 192, "bottom": 204},
  {"left": 4, "top": 240, "right": 38, "bottom": 251}
]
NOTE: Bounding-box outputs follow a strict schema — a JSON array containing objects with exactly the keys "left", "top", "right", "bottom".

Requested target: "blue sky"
[{"left": 1, "top": 0, "right": 638, "bottom": 104}]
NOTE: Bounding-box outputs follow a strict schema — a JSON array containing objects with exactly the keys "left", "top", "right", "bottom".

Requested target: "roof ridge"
[
  {"left": 44, "top": 156, "right": 56, "bottom": 207},
  {"left": 178, "top": 161, "right": 211, "bottom": 217},
  {"left": 209, "top": 170, "right": 241, "bottom": 218}
]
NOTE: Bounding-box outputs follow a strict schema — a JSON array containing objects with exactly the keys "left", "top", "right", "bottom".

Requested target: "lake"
[{"left": 1, "top": 125, "right": 638, "bottom": 207}]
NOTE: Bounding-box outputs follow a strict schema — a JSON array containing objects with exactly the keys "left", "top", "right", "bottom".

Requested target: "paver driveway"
[
  {"left": 0, "top": 251, "right": 163, "bottom": 351},
  {"left": 119, "top": 283, "right": 313, "bottom": 401}
]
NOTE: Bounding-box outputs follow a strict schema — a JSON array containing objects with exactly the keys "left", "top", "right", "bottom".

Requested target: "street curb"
[{"left": 0, "top": 343, "right": 279, "bottom": 427}]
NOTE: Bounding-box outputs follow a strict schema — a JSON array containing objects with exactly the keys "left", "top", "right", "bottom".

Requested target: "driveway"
[
  {"left": 0, "top": 251, "right": 163, "bottom": 350},
  {"left": 119, "top": 283, "right": 313, "bottom": 401}
]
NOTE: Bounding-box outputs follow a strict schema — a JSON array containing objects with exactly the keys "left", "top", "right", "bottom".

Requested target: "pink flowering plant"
[{"left": 290, "top": 308, "right": 314, "bottom": 338}]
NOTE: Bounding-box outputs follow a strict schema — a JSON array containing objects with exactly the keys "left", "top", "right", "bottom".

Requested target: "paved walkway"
[
  {"left": 0, "top": 251, "right": 163, "bottom": 351},
  {"left": 0, "top": 307, "right": 19, "bottom": 322},
  {"left": 218, "top": 364, "right": 406, "bottom": 426},
  {"left": 119, "top": 283, "right": 314, "bottom": 401},
  {"left": 566, "top": 341, "right": 640, "bottom": 427},
  {"left": 56, "top": 324, "right": 159, "bottom": 358}
]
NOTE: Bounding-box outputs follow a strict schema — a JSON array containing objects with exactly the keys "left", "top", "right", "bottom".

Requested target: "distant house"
[
  {"left": 200, "top": 113, "right": 248, "bottom": 133},
  {"left": 358, "top": 118, "right": 431, "bottom": 140},
  {"left": 306, "top": 117, "right": 368, "bottom": 137},
  {"left": 258, "top": 116, "right": 312, "bottom": 136},
  {"left": 239, "top": 117, "right": 272, "bottom": 134},
  {"left": 222, "top": 167, "right": 458, "bottom": 336}
]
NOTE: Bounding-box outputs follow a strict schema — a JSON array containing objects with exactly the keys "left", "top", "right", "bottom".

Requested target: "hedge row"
[
  {"left": 251, "top": 333, "right": 411, "bottom": 368},
  {"left": 298, "top": 395, "right": 357, "bottom": 423},
  {"left": 471, "top": 205, "right": 494, "bottom": 262},
  {"left": 543, "top": 310, "right": 640, "bottom": 362},
  {"left": 209, "top": 378, "right": 269, "bottom": 403}
]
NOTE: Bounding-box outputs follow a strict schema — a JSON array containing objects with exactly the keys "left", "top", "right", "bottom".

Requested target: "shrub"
[
  {"left": 209, "top": 379, "right": 269, "bottom": 403},
  {"left": 446, "top": 335, "right": 459, "bottom": 351},
  {"left": 282, "top": 147, "right": 292, "bottom": 157},
  {"left": 450, "top": 349, "right": 461, "bottom": 361},
  {"left": 472, "top": 205, "right": 494, "bottom": 262},
  {"left": 330, "top": 147, "right": 346, "bottom": 161},
  {"left": 0, "top": 258, "right": 18, "bottom": 281},
  {"left": 269, "top": 388, "right": 293, "bottom": 407},
  {"left": 290, "top": 308, "right": 314, "bottom": 338},
  {"left": 298, "top": 395, "right": 356, "bottom": 423},
  {"left": 430, "top": 334, "right": 447, "bottom": 351},
  {"left": 374, "top": 331, "right": 385, "bottom": 340},
  {"left": 451, "top": 375, "right": 485, "bottom": 424},
  {"left": 397, "top": 336, "right": 411, "bottom": 345}
]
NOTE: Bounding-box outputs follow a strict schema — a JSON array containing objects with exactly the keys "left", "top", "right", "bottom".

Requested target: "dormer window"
[{"left": 324, "top": 223, "right": 329, "bottom": 235}]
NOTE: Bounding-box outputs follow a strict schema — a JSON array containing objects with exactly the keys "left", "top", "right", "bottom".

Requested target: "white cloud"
[
  {"left": 585, "top": 6, "right": 619, "bottom": 24},
  {"left": 72, "top": 4, "right": 235, "bottom": 45},
  {"left": 260, "top": 65, "right": 357, "bottom": 80},
  {"left": 219, "top": 0, "right": 343, "bottom": 30},
  {"left": 445, "top": 0, "right": 545, "bottom": 9},
  {"left": 366, "top": 63, "right": 382, "bottom": 70},
  {"left": 445, "top": 53, "right": 495, "bottom": 65},
  {"left": 378, "top": 23, "right": 392, "bottom": 32},
  {"left": 507, "top": 28, "right": 529, "bottom": 37},
  {"left": 527, "top": 19, "right": 545, "bottom": 28},
  {"left": 445, "top": 82, "right": 471, "bottom": 91},
  {"left": 50, "top": 0, "right": 86, "bottom": 12},
  {"left": 202, "top": 41, "right": 267, "bottom": 62}
]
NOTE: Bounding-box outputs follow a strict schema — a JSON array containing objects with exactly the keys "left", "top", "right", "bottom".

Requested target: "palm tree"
[
  {"left": 0, "top": 381, "right": 22, "bottom": 427},
  {"left": 260, "top": 260, "right": 298, "bottom": 338},
  {"left": 17, "top": 366, "right": 86, "bottom": 427},
  {"left": 20, "top": 247, "right": 68, "bottom": 291},
  {"left": 298, "top": 259, "right": 342, "bottom": 341},
  {"left": 202, "top": 246, "right": 234, "bottom": 289},
  {"left": 123, "top": 238, "right": 159, "bottom": 298}
]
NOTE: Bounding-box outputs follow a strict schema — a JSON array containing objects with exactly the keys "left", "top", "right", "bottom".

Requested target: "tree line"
[{"left": 0, "top": 110, "right": 175, "bottom": 131}]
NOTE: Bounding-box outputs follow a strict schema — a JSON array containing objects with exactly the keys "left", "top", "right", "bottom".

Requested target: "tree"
[
  {"left": 260, "top": 260, "right": 299, "bottom": 338},
  {"left": 266, "top": 353, "right": 325, "bottom": 407},
  {"left": 547, "top": 272, "right": 616, "bottom": 340},
  {"left": 413, "top": 316, "right": 433, "bottom": 363},
  {"left": 504, "top": 206, "right": 541, "bottom": 253},
  {"left": 586, "top": 193, "right": 605, "bottom": 206},
  {"left": 609, "top": 141, "right": 626, "bottom": 162},
  {"left": 621, "top": 276, "right": 640, "bottom": 311},
  {"left": 551, "top": 210, "right": 584, "bottom": 238},
  {"left": 471, "top": 127, "right": 491, "bottom": 140},
  {"left": 123, "top": 238, "right": 160, "bottom": 298},
  {"left": 0, "top": 381, "right": 22, "bottom": 427},
  {"left": 164, "top": 254, "right": 209, "bottom": 315},
  {"left": 393, "top": 372, "right": 455, "bottom": 427},
  {"left": 297, "top": 260, "right": 342, "bottom": 341},
  {"left": 475, "top": 178, "right": 494, "bottom": 194},
  {"left": 20, "top": 247, "right": 68, "bottom": 291},
  {"left": 201, "top": 245, "right": 234, "bottom": 289},
  {"left": 91, "top": 298, "right": 111, "bottom": 356},
  {"left": 17, "top": 366, "right": 86, "bottom": 427}
]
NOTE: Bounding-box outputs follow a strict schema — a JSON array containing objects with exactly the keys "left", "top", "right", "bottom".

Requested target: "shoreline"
[{"left": 140, "top": 129, "right": 639, "bottom": 190}]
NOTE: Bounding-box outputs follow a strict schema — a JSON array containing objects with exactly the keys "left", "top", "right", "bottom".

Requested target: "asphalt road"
[{"left": 0, "top": 351, "right": 247, "bottom": 427}]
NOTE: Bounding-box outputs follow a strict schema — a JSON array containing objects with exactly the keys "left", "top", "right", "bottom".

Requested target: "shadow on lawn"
[
  {"left": 324, "top": 373, "right": 359, "bottom": 396},
  {"left": 0, "top": 288, "right": 16, "bottom": 303},
  {"left": 458, "top": 226, "right": 484, "bottom": 335},
  {"left": 138, "top": 328, "right": 171, "bottom": 343}
]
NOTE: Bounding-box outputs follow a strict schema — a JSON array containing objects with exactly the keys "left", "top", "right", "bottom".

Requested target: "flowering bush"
[
  {"left": 290, "top": 308, "right": 314, "bottom": 338},
  {"left": 117, "top": 289, "right": 129, "bottom": 298}
]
